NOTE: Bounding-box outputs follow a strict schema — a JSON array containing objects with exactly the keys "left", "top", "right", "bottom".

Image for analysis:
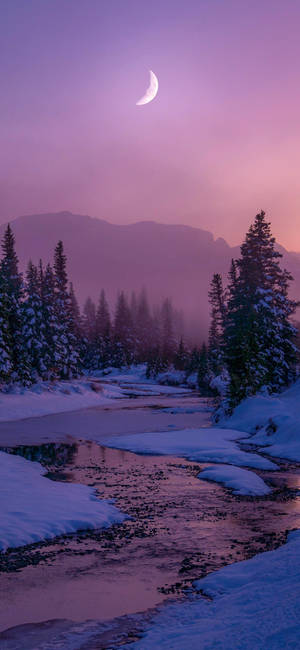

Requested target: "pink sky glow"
[{"left": 1, "top": 0, "right": 300, "bottom": 249}]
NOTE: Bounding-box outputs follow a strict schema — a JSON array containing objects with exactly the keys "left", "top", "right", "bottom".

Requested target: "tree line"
[
  {"left": 0, "top": 224, "right": 202, "bottom": 386},
  {"left": 206, "top": 211, "right": 299, "bottom": 411},
  {"left": 0, "top": 226, "right": 79, "bottom": 385},
  {"left": 1, "top": 211, "right": 296, "bottom": 405},
  {"left": 80, "top": 288, "right": 186, "bottom": 373}
]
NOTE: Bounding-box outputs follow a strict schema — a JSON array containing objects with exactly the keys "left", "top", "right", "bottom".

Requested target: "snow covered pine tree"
[
  {"left": 95, "top": 289, "right": 112, "bottom": 368},
  {"left": 208, "top": 273, "right": 226, "bottom": 376},
  {"left": 224, "top": 211, "right": 298, "bottom": 409},
  {"left": 1, "top": 225, "right": 31, "bottom": 384},
  {"left": 22, "top": 261, "right": 47, "bottom": 381},
  {"left": 53, "top": 241, "right": 79, "bottom": 378}
]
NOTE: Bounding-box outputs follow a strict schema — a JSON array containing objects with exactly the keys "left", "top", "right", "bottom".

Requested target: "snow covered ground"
[
  {"left": 118, "top": 384, "right": 190, "bottom": 397},
  {"left": 0, "top": 451, "right": 127, "bottom": 551},
  {"left": 0, "top": 368, "right": 191, "bottom": 423},
  {"left": 129, "top": 529, "right": 300, "bottom": 649},
  {"left": 104, "top": 427, "right": 277, "bottom": 470},
  {"left": 96, "top": 365, "right": 189, "bottom": 388},
  {"left": 222, "top": 378, "right": 300, "bottom": 462},
  {"left": 199, "top": 464, "right": 271, "bottom": 496},
  {"left": 99, "top": 367, "right": 191, "bottom": 397},
  {"left": 0, "top": 379, "right": 124, "bottom": 422}
]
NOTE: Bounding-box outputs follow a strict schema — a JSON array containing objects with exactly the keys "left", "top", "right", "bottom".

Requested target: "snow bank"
[
  {"left": 0, "top": 379, "right": 123, "bottom": 422},
  {"left": 222, "top": 378, "right": 300, "bottom": 461},
  {"left": 0, "top": 451, "right": 127, "bottom": 551},
  {"left": 98, "top": 365, "right": 192, "bottom": 393},
  {"left": 199, "top": 464, "right": 271, "bottom": 496},
  {"left": 156, "top": 369, "right": 186, "bottom": 386},
  {"left": 104, "top": 428, "right": 277, "bottom": 470},
  {"left": 185, "top": 371, "right": 198, "bottom": 388},
  {"left": 209, "top": 370, "right": 229, "bottom": 396},
  {"left": 130, "top": 530, "right": 300, "bottom": 649},
  {"left": 120, "top": 384, "right": 190, "bottom": 397},
  {"left": 91, "top": 364, "right": 148, "bottom": 383},
  {"left": 0, "top": 366, "right": 193, "bottom": 423}
]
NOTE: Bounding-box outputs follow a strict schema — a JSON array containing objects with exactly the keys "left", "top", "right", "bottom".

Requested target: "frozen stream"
[{"left": 0, "top": 385, "right": 300, "bottom": 649}]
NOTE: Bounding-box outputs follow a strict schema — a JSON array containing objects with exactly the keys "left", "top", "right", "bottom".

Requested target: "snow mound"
[
  {"left": 130, "top": 530, "right": 300, "bottom": 649},
  {"left": 156, "top": 370, "right": 186, "bottom": 386},
  {"left": 91, "top": 364, "right": 148, "bottom": 383},
  {"left": 0, "top": 451, "right": 127, "bottom": 552},
  {"left": 104, "top": 428, "right": 277, "bottom": 470},
  {"left": 222, "top": 378, "right": 300, "bottom": 461},
  {"left": 199, "top": 464, "right": 271, "bottom": 496},
  {"left": 210, "top": 370, "right": 229, "bottom": 396}
]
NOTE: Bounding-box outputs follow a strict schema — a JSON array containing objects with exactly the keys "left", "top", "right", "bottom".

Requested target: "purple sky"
[{"left": 1, "top": 0, "right": 300, "bottom": 249}]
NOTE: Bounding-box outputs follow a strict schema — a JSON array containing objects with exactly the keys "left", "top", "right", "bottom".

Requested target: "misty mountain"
[{"left": 1, "top": 211, "right": 299, "bottom": 341}]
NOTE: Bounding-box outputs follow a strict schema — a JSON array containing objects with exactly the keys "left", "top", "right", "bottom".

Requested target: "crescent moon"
[{"left": 136, "top": 70, "right": 159, "bottom": 106}]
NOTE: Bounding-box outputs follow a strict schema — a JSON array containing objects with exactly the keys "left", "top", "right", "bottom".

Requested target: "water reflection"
[
  {"left": 0, "top": 438, "right": 300, "bottom": 634},
  {"left": 0, "top": 442, "right": 77, "bottom": 467}
]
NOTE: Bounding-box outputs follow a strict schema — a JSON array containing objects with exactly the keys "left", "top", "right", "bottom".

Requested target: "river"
[{"left": 0, "top": 384, "right": 300, "bottom": 649}]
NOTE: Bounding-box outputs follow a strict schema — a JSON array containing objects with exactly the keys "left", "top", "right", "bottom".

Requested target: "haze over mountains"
[{"left": 2, "top": 212, "right": 300, "bottom": 341}]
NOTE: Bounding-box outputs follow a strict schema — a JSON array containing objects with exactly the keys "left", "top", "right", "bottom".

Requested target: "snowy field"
[
  {"left": 0, "top": 451, "right": 126, "bottom": 551},
  {"left": 129, "top": 529, "right": 300, "bottom": 649}
]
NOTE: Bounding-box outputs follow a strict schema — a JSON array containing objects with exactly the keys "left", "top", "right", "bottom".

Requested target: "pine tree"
[
  {"left": 113, "top": 292, "right": 134, "bottom": 366},
  {"left": 197, "top": 343, "right": 210, "bottom": 395},
  {"left": 81, "top": 297, "right": 97, "bottom": 370},
  {"left": 224, "top": 211, "right": 298, "bottom": 409},
  {"left": 68, "top": 282, "right": 83, "bottom": 369},
  {"left": 53, "top": 241, "right": 79, "bottom": 378},
  {"left": 82, "top": 297, "right": 96, "bottom": 342},
  {"left": 208, "top": 273, "right": 226, "bottom": 375},
  {"left": 40, "top": 263, "right": 59, "bottom": 378},
  {"left": 187, "top": 346, "right": 201, "bottom": 374},
  {"left": 95, "top": 289, "right": 112, "bottom": 368},
  {"left": 130, "top": 291, "right": 138, "bottom": 328},
  {"left": 0, "top": 270, "right": 11, "bottom": 383},
  {"left": 267, "top": 267, "right": 298, "bottom": 389},
  {"left": 69, "top": 283, "right": 81, "bottom": 340},
  {"left": 174, "top": 337, "right": 188, "bottom": 371},
  {"left": 161, "top": 298, "right": 176, "bottom": 364},
  {"left": 146, "top": 346, "right": 166, "bottom": 378},
  {"left": 173, "top": 308, "right": 185, "bottom": 342},
  {"left": 152, "top": 305, "right": 162, "bottom": 351},
  {"left": 96, "top": 290, "right": 111, "bottom": 339},
  {"left": 1, "top": 225, "right": 30, "bottom": 384},
  {"left": 22, "top": 261, "right": 46, "bottom": 381},
  {"left": 136, "top": 288, "right": 152, "bottom": 362},
  {"left": 228, "top": 259, "right": 238, "bottom": 294}
]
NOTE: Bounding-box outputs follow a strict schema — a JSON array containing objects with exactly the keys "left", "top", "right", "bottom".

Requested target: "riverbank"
[{"left": 0, "top": 367, "right": 190, "bottom": 423}]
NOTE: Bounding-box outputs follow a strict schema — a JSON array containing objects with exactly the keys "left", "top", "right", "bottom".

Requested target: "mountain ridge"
[{"left": 1, "top": 212, "right": 299, "bottom": 340}]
